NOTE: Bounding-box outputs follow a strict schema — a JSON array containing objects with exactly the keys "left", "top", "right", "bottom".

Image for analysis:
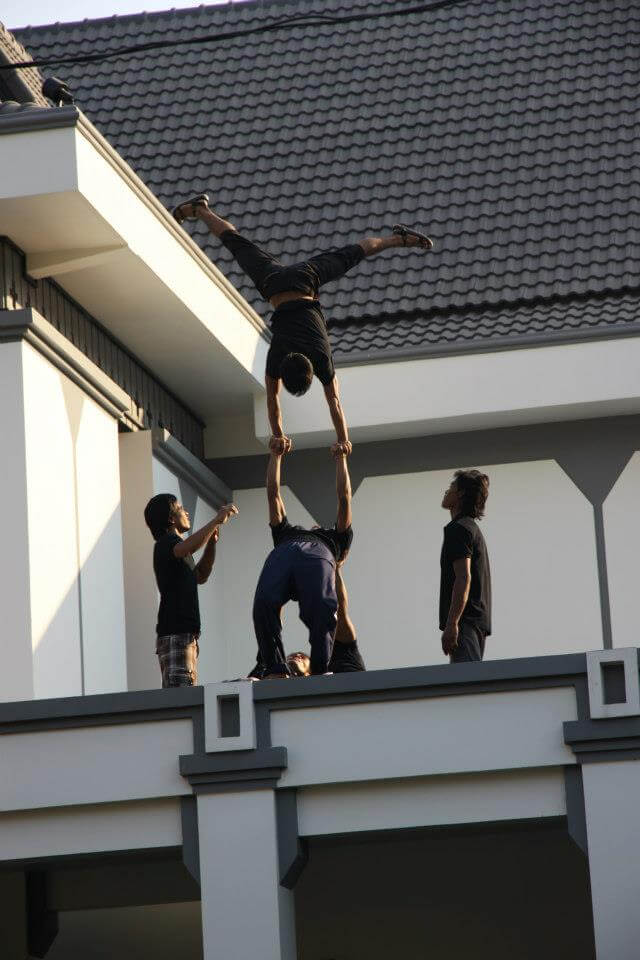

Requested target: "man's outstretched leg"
[
  {"left": 173, "top": 195, "right": 283, "bottom": 298},
  {"left": 305, "top": 226, "right": 433, "bottom": 289}
]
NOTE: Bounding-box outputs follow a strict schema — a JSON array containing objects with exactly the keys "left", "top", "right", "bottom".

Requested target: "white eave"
[
  {"left": 0, "top": 105, "right": 269, "bottom": 417},
  {"left": 255, "top": 333, "right": 640, "bottom": 448}
]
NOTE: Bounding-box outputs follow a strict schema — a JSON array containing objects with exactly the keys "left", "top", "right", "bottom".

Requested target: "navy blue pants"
[{"left": 253, "top": 540, "right": 338, "bottom": 676}]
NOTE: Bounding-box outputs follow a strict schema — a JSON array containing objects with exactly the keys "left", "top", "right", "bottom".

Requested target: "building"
[{"left": 0, "top": 0, "right": 639, "bottom": 956}]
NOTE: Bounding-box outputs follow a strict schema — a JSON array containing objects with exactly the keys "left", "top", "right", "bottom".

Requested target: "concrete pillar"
[
  {"left": 119, "top": 430, "right": 158, "bottom": 692},
  {"left": 0, "top": 331, "right": 128, "bottom": 702},
  {"left": 197, "top": 788, "right": 296, "bottom": 960},
  {"left": 583, "top": 759, "right": 640, "bottom": 959}
]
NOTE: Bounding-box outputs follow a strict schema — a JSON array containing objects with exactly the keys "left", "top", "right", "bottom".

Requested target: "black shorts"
[{"left": 220, "top": 229, "right": 364, "bottom": 301}]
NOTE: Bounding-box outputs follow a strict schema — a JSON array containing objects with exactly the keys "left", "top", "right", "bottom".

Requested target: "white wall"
[
  {"left": 273, "top": 686, "right": 576, "bottom": 788},
  {"left": 603, "top": 450, "right": 640, "bottom": 649}
]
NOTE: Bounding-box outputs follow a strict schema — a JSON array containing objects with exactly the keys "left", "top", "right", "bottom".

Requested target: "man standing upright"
[
  {"left": 253, "top": 444, "right": 353, "bottom": 677},
  {"left": 144, "top": 494, "right": 238, "bottom": 687},
  {"left": 439, "top": 470, "right": 491, "bottom": 663}
]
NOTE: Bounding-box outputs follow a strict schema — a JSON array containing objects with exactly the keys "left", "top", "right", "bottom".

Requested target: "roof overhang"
[
  {"left": 255, "top": 333, "right": 640, "bottom": 448},
  {"left": 0, "top": 105, "right": 268, "bottom": 418}
]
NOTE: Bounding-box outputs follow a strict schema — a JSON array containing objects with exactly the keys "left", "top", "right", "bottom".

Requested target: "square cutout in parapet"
[
  {"left": 204, "top": 681, "right": 256, "bottom": 752},
  {"left": 587, "top": 648, "right": 640, "bottom": 719},
  {"left": 601, "top": 661, "right": 626, "bottom": 705},
  {"left": 218, "top": 695, "right": 241, "bottom": 738}
]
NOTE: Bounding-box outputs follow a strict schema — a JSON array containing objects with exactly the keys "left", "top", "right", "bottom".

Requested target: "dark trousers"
[
  {"left": 220, "top": 229, "right": 364, "bottom": 300},
  {"left": 253, "top": 540, "right": 338, "bottom": 676},
  {"left": 450, "top": 621, "right": 487, "bottom": 663}
]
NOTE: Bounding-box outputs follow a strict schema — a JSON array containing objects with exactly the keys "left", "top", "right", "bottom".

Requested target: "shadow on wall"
[{"left": 22, "top": 503, "right": 128, "bottom": 703}]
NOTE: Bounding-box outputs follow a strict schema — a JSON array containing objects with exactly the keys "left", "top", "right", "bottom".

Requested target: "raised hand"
[{"left": 215, "top": 503, "right": 239, "bottom": 526}]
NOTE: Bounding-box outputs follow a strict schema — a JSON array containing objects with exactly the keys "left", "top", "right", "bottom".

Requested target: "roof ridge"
[{"left": 9, "top": 0, "right": 419, "bottom": 35}]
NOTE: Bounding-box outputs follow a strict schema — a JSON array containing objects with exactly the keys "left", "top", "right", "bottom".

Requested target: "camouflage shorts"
[{"left": 156, "top": 633, "right": 199, "bottom": 688}]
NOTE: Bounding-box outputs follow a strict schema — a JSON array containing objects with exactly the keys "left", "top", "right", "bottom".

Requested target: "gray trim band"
[
  {"left": 180, "top": 747, "right": 287, "bottom": 793},
  {"left": 0, "top": 655, "right": 589, "bottom": 736},
  {"left": 276, "top": 789, "right": 308, "bottom": 889},
  {"left": 592, "top": 504, "right": 613, "bottom": 649},
  {"left": 564, "top": 716, "right": 640, "bottom": 763},
  {"left": 253, "top": 654, "right": 588, "bottom": 703},
  {"left": 0, "top": 686, "right": 204, "bottom": 737},
  {"left": 180, "top": 797, "right": 200, "bottom": 885},
  {"left": 152, "top": 428, "right": 231, "bottom": 507},
  {"left": 563, "top": 766, "right": 588, "bottom": 856},
  {"left": 0, "top": 104, "right": 78, "bottom": 133},
  {"left": 0, "top": 307, "right": 132, "bottom": 422}
]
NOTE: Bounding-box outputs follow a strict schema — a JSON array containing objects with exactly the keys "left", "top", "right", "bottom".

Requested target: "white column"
[
  {"left": 119, "top": 430, "right": 158, "bottom": 691},
  {"left": 197, "top": 788, "right": 296, "bottom": 960},
  {"left": 0, "top": 334, "right": 128, "bottom": 703},
  {"left": 0, "top": 341, "right": 33, "bottom": 702},
  {"left": 583, "top": 759, "right": 640, "bottom": 959}
]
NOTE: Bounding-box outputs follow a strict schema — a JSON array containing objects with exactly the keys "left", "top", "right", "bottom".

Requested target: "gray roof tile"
[{"left": 14, "top": 0, "right": 640, "bottom": 358}]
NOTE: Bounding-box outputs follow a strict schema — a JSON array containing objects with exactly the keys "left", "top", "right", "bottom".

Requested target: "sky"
[{"left": 3, "top": 0, "right": 247, "bottom": 30}]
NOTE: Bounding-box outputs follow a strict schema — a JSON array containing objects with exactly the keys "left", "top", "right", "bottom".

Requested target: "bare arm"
[
  {"left": 334, "top": 567, "right": 357, "bottom": 644},
  {"left": 267, "top": 450, "right": 286, "bottom": 526},
  {"left": 324, "top": 376, "right": 351, "bottom": 452},
  {"left": 441, "top": 557, "right": 472, "bottom": 655},
  {"left": 333, "top": 447, "right": 352, "bottom": 532},
  {"left": 173, "top": 503, "right": 238, "bottom": 559},
  {"left": 196, "top": 528, "right": 218, "bottom": 584},
  {"left": 266, "top": 375, "right": 292, "bottom": 453}
]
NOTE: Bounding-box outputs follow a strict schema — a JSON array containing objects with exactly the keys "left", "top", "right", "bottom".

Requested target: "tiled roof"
[
  {"left": 14, "top": 0, "right": 640, "bottom": 359},
  {"left": 0, "top": 21, "right": 47, "bottom": 104},
  {"left": 331, "top": 287, "right": 640, "bottom": 361}
]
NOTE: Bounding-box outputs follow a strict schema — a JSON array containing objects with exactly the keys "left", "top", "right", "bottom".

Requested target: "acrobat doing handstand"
[{"left": 173, "top": 194, "right": 433, "bottom": 454}]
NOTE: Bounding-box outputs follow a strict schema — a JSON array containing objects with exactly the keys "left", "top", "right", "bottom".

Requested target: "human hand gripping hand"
[
  {"left": 331, "top": 440, "right": 352, "bottom": 458},
  {"left": 269, "top": 435, "right": 292, "bottom": 455},
  {"left": 214, "top": 503, "right": 239, "bottom": 526}
]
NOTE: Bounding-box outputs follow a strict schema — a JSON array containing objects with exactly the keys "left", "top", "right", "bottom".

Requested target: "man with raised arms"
[
  {"left": 252, "top": 444, "right": 353, "bottom": 677},
  {"left": 144, "top": 494, "right": 238, "bottom": 687}
]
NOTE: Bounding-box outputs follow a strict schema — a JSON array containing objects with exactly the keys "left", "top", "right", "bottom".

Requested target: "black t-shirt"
[
  {"left": 266, "top": 301, "right": 335, "bottom": 386},
  {"left": 153, "top": 533, "right": 200, "bottom": 636},
  {"left": 271, "top": 516, "right": 353, "bottom": 562},
  {"left": 329, "top": 639, "right": 365, "bottom": 673},
  {"left": 439, "top": 516, "right": 491, "bottom": 634}
]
